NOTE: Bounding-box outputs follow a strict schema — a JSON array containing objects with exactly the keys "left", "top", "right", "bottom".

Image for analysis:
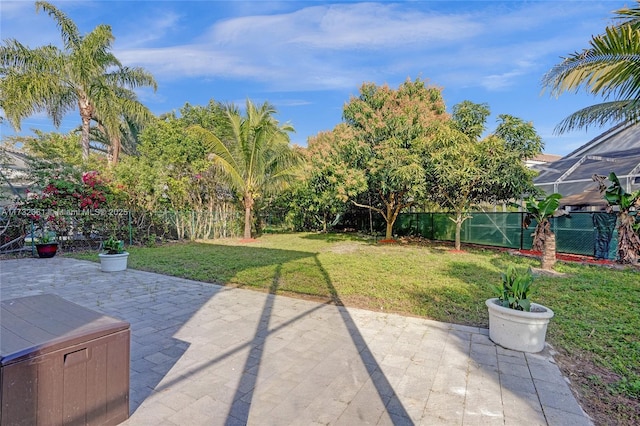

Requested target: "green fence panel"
[
  {"left": 391, "top": 211, "right": 619, "bottom": 258},
  {"left": 462, "top": 212, "right": 523, "bottom": 249},
  {"left": 394, "top": 213, "right": 417, "bottom": 236},
  {"left": 432, "top": 214, "right": 456, "bottom": 241},
  {"left": 552, "top": 213, "right": 596, "bottom": 256},
  {"left": 417, "top": 213, "right": 434, "bottom": 239}
]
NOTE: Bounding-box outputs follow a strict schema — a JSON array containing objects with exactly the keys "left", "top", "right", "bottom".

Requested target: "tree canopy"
[
  {"left": 0, "top": 1, "right": 157, "bottom": 163},
  {"left": 426, "top": 102, "right": 542, "bottom": 250},
  {"left": 339, "top": 78, "right": 448, "bottom": 240}
]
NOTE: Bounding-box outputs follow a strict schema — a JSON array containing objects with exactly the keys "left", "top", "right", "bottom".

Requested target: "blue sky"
[{"left": 0, "top": 0, "right": 629, "bottom": 155}]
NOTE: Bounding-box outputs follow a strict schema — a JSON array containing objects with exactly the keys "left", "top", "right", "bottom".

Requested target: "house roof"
[
  {"left": 559, "top": 186, "right": 607, "bottom": 207},
  {"left": 529, "top": 153, "right": 562, "bottom": 163},
  {"left": 534, "top": 123, "right": 640, "bottom": 199}
]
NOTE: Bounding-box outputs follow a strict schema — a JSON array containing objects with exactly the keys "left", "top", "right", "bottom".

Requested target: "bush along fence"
[
  {"left": 391, "top": 211, "right": 619, "bottom": 260},
  {"left": 1, "top": 206, "right": 624, "bottom": 261},
  {"left": 0, "top": 208, "right": 242, "bottom": 255}
]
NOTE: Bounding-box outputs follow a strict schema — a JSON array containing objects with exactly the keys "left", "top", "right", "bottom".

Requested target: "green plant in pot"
[
  {"left": 491, "top": 264, "right": 534, "bottom": 311},
  {"left": 102, "top": 236, "right": 125, "bottom": 254},
  {"left": 35, "top": 230, "right": 59, "bottom": 258},
  {"left": 485, "top": 265, "right": 554, "bottom": 353},
  {"left": 98, "top": 236, "right": 129, "bottom": 272}
]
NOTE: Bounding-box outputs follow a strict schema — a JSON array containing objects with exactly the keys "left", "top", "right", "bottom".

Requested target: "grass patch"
[{"left": 71, "top": 232, "right": 640, "bottom": 424}]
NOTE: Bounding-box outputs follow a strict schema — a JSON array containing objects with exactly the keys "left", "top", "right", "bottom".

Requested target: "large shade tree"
[
  {"left": 427, "top": 101, "right": 543, "bottom": 250},
  {"left": 0, "top": 1, "right": 156, "bottom": 163},
  {"left": 542, "top": 1, "right": 640, "bottom": 132},
  {"left": 189, "top": 100, "right": 303, "bottom": 240},
  {"left": 340, "top": 78, "right": 448, "bottom": 240}
]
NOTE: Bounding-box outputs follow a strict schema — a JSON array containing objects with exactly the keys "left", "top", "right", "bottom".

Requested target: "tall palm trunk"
[
  {"left": 79, "top": 98, "right": 93, "bottom": 161},
  {"left": 110, "top": 135, "right": 121, "bottom": 166},
  {"left": 243, "top": 192, "right": 254, "bottom": 239}
]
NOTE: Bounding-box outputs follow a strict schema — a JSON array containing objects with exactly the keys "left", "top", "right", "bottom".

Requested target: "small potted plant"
[
  {"left": 98, "top": 236, "right": 129, "bottom": 272},
  {"left": 35, "top": 231, "right": 58, "bottom": 258},
  {"left": 486, "top": 265, "right": 554, "bottom": 353}
]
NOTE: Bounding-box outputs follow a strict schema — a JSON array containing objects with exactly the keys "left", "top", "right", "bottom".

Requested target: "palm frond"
[
  {"left": 543, "top": 25, "right": 640, "bottom": 100},
  {"left": 554, "top": 100, "right": 640, "bottom": 133},
  {"left": 188, "top": 125, "right": 245, "bottom": 191},
  {"left": 35, "top": 2, "right": 80, "bottom": 49}
]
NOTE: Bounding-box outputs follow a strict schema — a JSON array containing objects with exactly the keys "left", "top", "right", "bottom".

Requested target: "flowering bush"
[{"left": 14, "top": 165, "right": 116, "bottom": 246}]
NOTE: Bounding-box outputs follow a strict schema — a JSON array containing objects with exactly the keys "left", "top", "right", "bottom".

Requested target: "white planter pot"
[
  {"left": 486, "top": 298, "right": 554, "bottom": 353},
  {"left": 98, "top": 252, "right": 129, "bottom": 272}
]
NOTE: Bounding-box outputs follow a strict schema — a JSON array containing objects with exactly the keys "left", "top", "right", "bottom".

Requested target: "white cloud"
[
  {"left": 212, "top": 3, "right": 483, "bottom": 50},
  {"left": 481, "top": 70, "right": 527, "bottom": 91},
  {"left": 110, "top": 1, "right": 613, "bottom": 95},
  {"left": 116, "top": 10, "right": 184, "bottom": 48}
]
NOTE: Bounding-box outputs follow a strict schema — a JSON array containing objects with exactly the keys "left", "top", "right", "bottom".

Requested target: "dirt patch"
[
  {"left": 553, "top": 348, "right": 640, "bottom": 425},
  {"left": 530, "top": 267, "right": 569, "bottom": 278},
  {"left": 330, "top": 243, "right": 362, "bottom": 254}
]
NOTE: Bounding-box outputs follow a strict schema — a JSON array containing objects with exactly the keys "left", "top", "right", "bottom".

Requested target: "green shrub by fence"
[{"left": 0, "top": 208, "right": 242, "bottom": 254}]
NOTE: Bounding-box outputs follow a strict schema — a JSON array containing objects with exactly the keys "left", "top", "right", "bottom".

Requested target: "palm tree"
[
  {"left": 189, "top": 100, "right": 303, "bottom": 239},
  {"left": 0, "top": 1, "right": 156, "bottom": 162},
  {"left": 91, "top": 86, "right": 156, "bottom": 165},
  {"left": 542, "top": 2, "right": 640, "bottom": 133},
  {"left": 521, "top": 193, "right": 563, "bottom": 270}
]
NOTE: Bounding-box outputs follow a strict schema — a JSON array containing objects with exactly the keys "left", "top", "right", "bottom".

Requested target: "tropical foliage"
[
  {"left": 0, "top": 1, "right": 157, "bottom": 164},
  {"left": 542, "top": 1, "right": 640, "bottom": 132},
  {"left": 595, "top": 172, "right": 640, "bottom": 264},
  {"left": 0, "top": 0, "right": 556, "bottom": 247},
  {"left": 286, "top": 128, "right": 366, "bottom": 232},
  {"left": 520, "top": 193, "right": 563, "bottom": 270},
  {"left": 491, "top": 265, "right": 534, "bottom": 311},
  {"left": 13, "top": 162, "right": 116, "bottom": 247},
  {"left": 117, "top": 101, "right": 239, "bottom": 240},
  {"left": 189, "top": 100, "right": 303, "bottom": 239}
]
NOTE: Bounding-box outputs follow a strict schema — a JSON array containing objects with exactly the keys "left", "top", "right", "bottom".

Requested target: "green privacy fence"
[
  {"left": 393, "top": 211, "right": 619, "bottom": 260},
  {"left": 1, "top": 205, "right": 621, "bottom": 260}
]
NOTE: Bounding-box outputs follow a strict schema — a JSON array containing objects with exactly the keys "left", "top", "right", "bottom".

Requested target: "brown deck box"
[{"left": 0, "top": 294, "right": 130, "bottom": 425}]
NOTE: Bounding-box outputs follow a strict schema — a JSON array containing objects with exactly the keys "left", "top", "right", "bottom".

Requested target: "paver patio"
[{"left": 0, "top": 257, "right": 593, "bottom": 425}]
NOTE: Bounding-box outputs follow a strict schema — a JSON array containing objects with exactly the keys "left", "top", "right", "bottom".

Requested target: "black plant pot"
[{"left": 35, "top": 243, "right": 58, "bottom": 258}]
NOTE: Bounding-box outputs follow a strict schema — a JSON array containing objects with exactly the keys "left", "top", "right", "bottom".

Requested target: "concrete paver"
[{"left": 0, "top": 257, "right": 593, "bottom": 425}]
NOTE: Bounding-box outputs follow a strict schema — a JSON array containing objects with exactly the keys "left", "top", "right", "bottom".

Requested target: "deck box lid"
[{"left": 1, "top": 294, "right": 129, "bottom": 366}]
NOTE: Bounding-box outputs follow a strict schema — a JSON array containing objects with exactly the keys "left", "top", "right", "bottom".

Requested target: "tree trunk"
[
  {"left": 385, "top": 221, "right": 393, "bottom": 240},
  {"left": 243, "top": 192, "right": 253, "bottom": 240},
  {"left": 110, "top": 135, "right": 121, "bottom": 166},
  {"left": 541, "top": 233, "right": 556, "bottom": 270},
  {"left": 384, "top": 202, "right": 396, "bottom": 240},
  {"left": 78, "top": 98, "right": 93, "bottom": 161},
  {"left": 455, "top": 212, "right": 463, "bottom": 251},
  {"left": 617, "top": 211, "right": 640, "bottom": 264}
]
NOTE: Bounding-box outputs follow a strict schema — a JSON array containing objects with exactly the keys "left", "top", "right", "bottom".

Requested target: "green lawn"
[{"left": 72, "top": 232, "right": 640, "bottom": 423}]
